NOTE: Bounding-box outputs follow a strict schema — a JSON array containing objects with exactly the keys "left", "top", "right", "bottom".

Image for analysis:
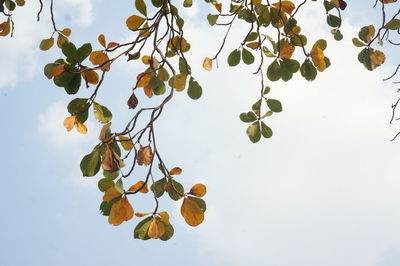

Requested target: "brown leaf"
[
  {"left": 136, "top": 72, "right": 153, "bottom": 88},
  {"left": 128, "top": 181, "right": 149, "bottom": 193},
  {"left": 99, "top": 122, "right": 112, "bottom": 142},
  {"left": 181, "top": 198, "right": 204, "bottom": 227},
  {"left": 214, "top": 2, "right": 222, "bottom": 12},
  {"left": 143, "top": 87, "right": 153, "bottom": 98},
  {"left": 107, "top": 42, "right": 119, "bottom": 49},
  {"left": 137, "top": 145, "right": 153, "bottom": 166},
  {"left": 135, "top": 212, "right": 151, "bottom": 217},
  {"left": 189, "top": 184, "right": 207, "bottom": 197},
  {"left": 103, "top": 187, "right": 122, "bottom": 202},
  {"left": 108, "top": 197, "right": 134, "bottom": 226},
  {"left": 89, "top": 50, "right": 111, "bottom": 71},
  {"left": 169, "top": 167, "right": 182, "bottom": 175},
  {"left": 50, "top": 64, "right": 65, "bottom": 77},
  {"left": 127, "top": 92, "right": 139, "bottom": 109},
  {"left": 102, "top": 144, "right": 119, "bottom": 172},
  {"left": 370, "top": 49, "right": 386, "bottom": 65},
  {"left": 147, "top": 217, "right": 165, "bottom": 239},
  {"left": 0, "top": 19, "right": 10, "bottom": 37},
  {"left": 98, "top": 34, "right": 106, "bottom": 48}
]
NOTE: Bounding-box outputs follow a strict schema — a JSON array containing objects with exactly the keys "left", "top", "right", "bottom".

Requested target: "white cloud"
[{"left": 59, "top": 0, "right": 94, "bottom": 27}]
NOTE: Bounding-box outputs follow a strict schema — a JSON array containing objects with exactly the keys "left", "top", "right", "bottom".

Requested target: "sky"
[{"left": 1, "top": 0, "right": 400, "bottom": 266}]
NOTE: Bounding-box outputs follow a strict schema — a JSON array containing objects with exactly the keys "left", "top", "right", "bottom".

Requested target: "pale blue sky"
[{"left": 1, "top": 1, "right": 400, "bottom": 266}]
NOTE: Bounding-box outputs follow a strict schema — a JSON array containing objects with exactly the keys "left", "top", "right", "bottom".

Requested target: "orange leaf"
[
  {"left": 128, "top": 181, "right": 149, "bottom": 193},
  {"left": 287, "top": 25, "right": 301, "bottom": 37},
  {"left": 98, "top": 34, "right": 106, "bottom": 48},
  {"left": 126, "top": 15, "right": 145, "bottom": 31},
  {"left": 189, "top": 184, "right": 207, "bottom": 197},
  {"left": 137, "top": 145, "right": 153, "bottom": 166},
  {"left": 107, "top": 42, "right": 119, "bottom": 49},
  {"left": 181, "top": 198, "right": 204, "bottom": 227},
  {"left": 147, "top": 217, "right": 165, "bottom": 239},
  {"left": 103, "top": 187, "right": 122, "bottom": 202},
  {"left": 366, "top": 25, "right": 376, "bottom": 43},
  {"left": 370, "top": 49, "right": 386, "bottom": 65},
  {"left": 141, "top": 55, "right": 152, "bottom": 65},
  {"left": 330, "top": 0, "right": 339, "bottom": 8},
  {"left": 75, "top": 121, "right": 88, "bottom": 134},
  {"left": 158, "top": 211, "right": 170, "bottom": 225},
  {"left": 89, "top": 50, "right": 111, "bottom": 71},
  {"left": 272, "top": 1, "right": 296, "bottom": 15},
  {"left": 64, "top": 116, "right": 76, "bottom": 132},
  {"left": 246, "top": 42, "right": 259, "bottom": 50},
  {"left": 81, "top": 69, "right": 99, "bottom": 85},
  {"left": 136, "top": 72, "right": 153, "bottom": 88},
  {"left": 169, "top": 167, "right": 182, "bottom": 175},
  {"left": 135, "top": 212, "right": 151, "bottom": 217},
  {"left": 214, "top": 2, "right": 222, "bottom": 12},
  {"left": 144, "top": 87, "right": 153, "bottom": 98},
  {"left": 380, "top": 0, "right": 397, "bottom": 2},
  {"left": 108, "top": 197, "right": 134, "bottom": 226},
  {"left": 279, "top": 40, "right": 295, "bottom": 59},
  {"left": 50, "top": 64, "right": 65, "bottom": 77}
]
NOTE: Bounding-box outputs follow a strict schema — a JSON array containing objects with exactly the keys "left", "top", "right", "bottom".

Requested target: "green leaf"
[
  {"left": 67, "top": 98, "right": 89, "bottom": 115},
  {"left": 334, "top": 29, "right": 343, "bottom": 41},
  {"left": 266, "top": 60, "right": 281, "bottom": 81},
  {"left": 228, "top": 49, "right": 241, "bottom": 67},
  {"left": 98, "top": 178, "right": 114, "bottom": 192},
  {"left": 263, "top": 86, "right": 271, "bottom": 95},
  {"left": 115, "top": 178, "right": 124, "bottom": 194},
  {"left": 179, "top": 57, "right": 191, "bottom": 74},
  {"left": 187, "top": 77, "right": 202, "bottom": 100},
  {"left": 62, "top": 42, "right": 77, "bottom": 62},
  {"left": 148, "top": 76, "right": 166, "bottom": 95},
  {"left": 93, "top": 102, "right": 112, "bottom": 123},
  {"left": 300, "top": 59, "right": 317, "bottom": 81},
  {"left": 352, "top": 38, "right": 365, "bottom": 47},
  {"left": 183, "top": 0, "right": 192, "bottom": 7},
  {"left": 326, "top": 14, "right": 341, "bottom": 27},
  {"left": 358, "top": 48, "right": 375, "bottom": 71},
  {"left": 188, "top": 196, "right": 207, "bottom": 212},
  {"left": 358, "top": 26, "right": 370, "bottom": 43},
  {"left": 151, "top": 178, "right": 166, "bottom": 198},
  {"left": 135, "top": 0, "right": 147, "bottom": 16},
  {"left": 54, "top": 71, "right": 81, "bottom": 94},
  {"left": 252, "top": 99, "right": 261, "bottom": 114},
  {"left": 168, "top": 179, "right": 184, "bottom": 201},
  {"left": 281, "top": 58, "right": 300, "bottom": 73},
  {"left": 242, "top": 48, "right": 255, "bottom": 65},
  {"left": 109, "top": 141, "right": 121, "bottom": 157},
  {"left": 313, "top": 39, "right": 327, "bottom": 51},
  {"left": 160, "top": 224, "right": 174, "bottom": 241},
  {"left": 290, "top": 34, "right": 307, "bottom": 47},
  {"left": 158, "top": 67, "right": 169, "bottom": 81},
  {"left": 207, "top": 14, "right": 218, "bottom": 26},
  {"left": 323, "top": 1, "right": 336, "bottom": 11},
  {"left": 384, "top": 19, "right": 400, "bottom": 30},
  {"left": 80, "top": 145, "right": 101, "bottom": 177},
  {"left": 77, "top": 43, "right": 92, "bottom": 62},
  {"left": 104, "top": 170, "right": 119, "bottom": 180},
  {"left": 239, "top": 112, "right": 257, "bottom": 123},
  {"left": 245, "top": 32, "right": 258, "bottom": 42},
  {"left": 44, "top": 63, "right": 58, "bottom": 79},
  {"left": 260, "top": 121, "right": 273, "bottom": 138},
  {"left": 134, "top": 216, "right": 152, "bottom": 240},
  {"left": 151, "top": 0, "right": 163, "bottom": 8},
  {"left": 266, "top": 99, "right": 282, "bottom": 112},
  {"left": 262, "top": 46, "right": 275, "bottom": 57},
  {"left": 246, "top": 121, "right": 261, "bottom": 143}
]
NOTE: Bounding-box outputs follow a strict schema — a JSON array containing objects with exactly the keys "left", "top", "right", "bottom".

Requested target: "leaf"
[
  {"left": 313, "top": 39, "right": 327, "bottom": 50},
  {"left": 75, "top": 121, "right": 88, "bottom": 134},
  {"left": 61, "top": 42, "right": 77, "bottom": 61},
  {"left": 202, "top": 57, "right": 213, "bottom": 71},
  {"left": 300, "top": 59, "right": 317, "bottom": 81},
  {"left": 81, "top": 69, "right": 99, "bottom": 85},
  {"left": 126, "top": 15, "right": 145, "bottom": 30},
  {"left": 64, "top": 116, "right": 76, "bottom": 131},
  {"left": 352, "top": 38, "right": 365, "bottom": 47},
  {"left": 148, "top": 76, "right": 166, "bottom": 95},
  {"left": 98, "top": 178, "right": 114, "bottom": 192},
  {"left": 326, "top": 14, "right": 341, "bottom": 27},
  {"left": 207, "top": 14, "right": 218, "bottom": 26},
  {"left": 60, "top": 28, "right": 71, "bottom": 36},
  {"left": 279, "top": 40, "right": 295, "bottom": 59},
  {"left": 227, "top": 49, "right": 241, "bottom": 67},
  {"left": 102, "top": 144, "right": 120, "bottom": 172},
  {"left": 160, "top": 223, "right": 174, "bottom": 241},
  {"left": 267, "top": 60, "right": 281, "bottom": 81},
  {"left": 239, "top": 112, "right": 257, "bottom": 123},
  {"left": 384, "top": 19, "right": 400, "bottom": 30},
  {"left": 148, "top": 217, "right": 165, "bottom": 239},
  {"left": 187, "top": 77, "right": 202, "bottom": 100},
  {"left": 171, "top": 74, "right": 187, "bottom": 91},
  {"left": 40, "top": 37, "right": 54, "bottom": 51},
  {"left": 135, "top": 212, "right": 151, "bottom": 217},
  {"left": 267, "top": 99, "right": 282, "bottom": 112},
  {"left": 137, "top": 145, "right": 153, "bottom": 166},
  {"left": 246, "top": 42, "right": 259, "bottom": 50},
  {"left": 272, "top": 1, "right": 296, "bottom": 14},
  {"left": 290, "top": 34, "right": 307, "bottom": 47},
  {"left": 103, "top": 187, "right": 123, "bottom": 202},
  {"left": 135, "top": 0, "right": 147, "bottom": 16},
  {"left": 167, "top": 179, "right": 184, "bottom": 201},
  {"left": 80, "top": 146, "right": 101, "bottom": 177},
  {"left": 108, "top": 197, "right": 134, "bottom": 226},
  {"left": 57, "top": 34, "right": 68, "bottom": 49},
  {"left": 77, "top": 43, "right": 92, "bottom": 62},
  {"left": 158, "top": 67, "right": 169, "bottom": 81},
  {"left": 0, "top": 19, "right": 11, "bottom": 37},
  {"left": 189, "top": 184, "right": 207, "bottom": 197},
  {"left": 158, "top": 212, "right": 170, "bottom": 225},
  {"left": 183, "top": 0, "right": 193, "bottom": 7},
  {"left": 261, "top": 121, "right": 273, "bottom": 138},
  {"left": 151, "top": 178, "right": 166, "bottom": 198},
  {"left": 188, "top": 196, "right": 207, "bottom": 212},
  {"left": 370, "top": 49, "right": 385, "bottom": 65},
  {"left": 50, "top": 64, "right": 65, "bottom": 77},
  {"left": 242, "top": 48, "right": 255, "bottom": 64},
  {"left": 93, "top": 102, "right": 112, "bottom": 124},
  {"left": 169, "top": 167, "right": 182, "bottom": 175},
  {"left": 118, "top": 136, "right": 133, "bottom": 151},
  {"left": 127, "top": 91, "right": 139, "bottom": 108},
  {"left": 99, "top": 122, "right": 112, "bottom": 142},
  {"left": 89, "top": 50, "right": 111, "bottom": 71},
  {"left": 181, "top": 198, "right": 205, "bottom": 227},
  {"left": 247, "top": 121, "right": 261, "bottom": 143},
  {"left": 128, "top": 181, "right": 149, "bottom": 193},
  {"left": 134, "top": 216, "right": 152, "bottom": 240}
]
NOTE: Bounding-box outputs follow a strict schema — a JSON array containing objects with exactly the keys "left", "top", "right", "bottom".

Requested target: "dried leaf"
[
  {"left": 135, "top": 212, "right": 151, "bottom": 217},
  {"left": 136, "top": 72, "right": 153, "bottom": 88},
  {"left": 181, "top": 198, "right": 204, "bottom": 227},
  {"left": 40, "top": 37, "right": 54, "bottom": 51},
  {"left": 107, "top": 42, "right": 119, "bottom": 49},
  {"left": 60, "top": 28, "right": 72, "bottom": 36},
  {"left": 158, "top": 211, "right": 170, "bottom": 225},
  {"left": 89, "top": 50, "right": 111, "bottom": 71},
  {"left": 279, "top": 40, "right": 295, "bottom": 59},
  {"left": 169, "top": 167, "right": 182, "bottom": 175},
  {"left": 128, "top": 181, "right": 149, "bottom": 193},
  {"left": 127, "top": 92, "right": 139, "bottom": 109},
  {"left": 98, "top": 34, "right": 106, "bottom": 48},
  {"left": 103, "top": 187, "right": 122, "bottom": 202},
  {"left": 370, "top": 49, "right": 386, "bottom": 65},
  {"left": 143, "top": 87, "right": 153, "bottom": 98},
  {"left": 246, "top": 42, "right": 259, "bottom": 50},
  {"left": 108, "top": 197, "right": 134, "bottom": 226},
  {"left": 214, "top": 2, "right": 222, "bottom": 12},
  {"left": 189, "top": 184, "right": 207, "bottom": 197},
  {"left": 147, "top": 217, "right": 165, "bottom": 239},
  {"left": 137, "top": 145, "right": 153, "bottom": 166},
  {"left": 202, "top": 57, "right": 213, "bottom": 71},
  {"left": 0, "top": 19, "right": 11, "bottom": 37},
  {"left": 99, "top": 122, "right": 112, "bottom": 142},
  {"left": 126, "top": 15, "right": 145, "bottom": 31},
  {"left": 102, "top": 144, "right": 119, "bottom": 172},
  {"left": 82, "top": 69, "right": 99, "bottom": 85}
]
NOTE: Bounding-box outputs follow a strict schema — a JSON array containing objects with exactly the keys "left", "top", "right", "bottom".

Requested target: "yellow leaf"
[
  {"left": 137, "top": 145, "right": 153, "bottom": 166},
  {"left": 98, "top": 34, "right": 106, "bottom": 48},
  {"left": 75, "top": 121, "right": 88, "bottom": 134},
  {"left": 64, "top": 116, "right": 76, "bottom": 132},
  {"left": 60, "top": 28, "right": 71, "bottom": 36},
  {"left": 102, "top": 144, "right": 119, "bottom": 172},
  {"left": 40, "top": 37, "right": 54, "bottom": 51},
  {"left": 370, "top": 49, "right": 386, "bottom": 65},
  {"left": 246, "top": 42, "right": 259, "bottom": 50},
  {"left": 89, "top": 50, "right": 111, "bottom": 71},
  {"left": 172, "top": 74, "right": 187, "bottom": 91},
  {"left": 147, "top": 217, "right": 165, "bottom": 239},
  {"left": 272, "top": 1, "right": 296, "bottom": 15},
  {"left": 189, "top": 184, "right": 207, "bottom": 197},
  {"left": 202, "top": 57, "right": 213, "bottom": 71},
  {"left": 118, "top": 136, "right": 133, "bottom": 151},
  {"left": 0, "top": 19, "right": 11, "bottom": 37},
  {"left": 108, "top": 197, "right": 134, "bottom": 226},
  {"left": 330, "top": 0, "right": 339, "bottom": 8},
  {"left": 144, "top": 87, "right": 153, "bottom": 98},
  {"left": 82, "top": 69, "right": 99, "bottom": 85},
  {"left": 181, "top": 198, "right": 204, "bottom": 227},
  {"left": 141, "top": 55, "right": 152, "bottom": 65},
  {"left": 99, "top": 122, "right": 112, "bottom": 142},
  {"left": 57, "top": 33, "right": 68, "bottom": 48},
  {"left": 169, "top": 167, "right": 182, "bottom": 175},
  {"left": 128, "top": 181, "right": 149, "bottom": 193},
  {"left": 103, "top": 187, "right": 122, "bottom": 202},
  {"left": 126, "top": 15, "right": 145, "bottom": 31},
  {"left": 279, "top": 40, "right": 295, "bottom": 59},
  {"left": 158, "top": 211, "right": 170, "bottom": 225},
  {"left": 168, "top": 36, "right": 187, "bottom": 51},
  {"left": 50, "top": 64, "right": 65, "bottom": 77},
  {"left": 135, "top": 212, "right": 151, "bottom": 217}
]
